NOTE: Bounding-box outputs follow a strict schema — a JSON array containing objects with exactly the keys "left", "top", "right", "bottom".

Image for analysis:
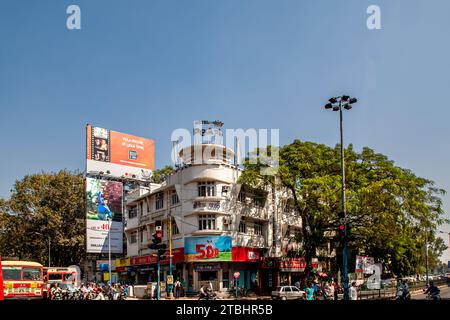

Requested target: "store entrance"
[{"left": 198, "top": 271, "right": 219, "bottom": 291}]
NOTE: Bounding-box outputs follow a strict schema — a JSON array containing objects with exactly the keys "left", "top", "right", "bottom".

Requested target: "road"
[{"left": 411, "top": 285, "right": 450, "bottom": 300}]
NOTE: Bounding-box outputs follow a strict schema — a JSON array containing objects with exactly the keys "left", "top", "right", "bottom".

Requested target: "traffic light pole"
[
  {"left": 340, "top": 102, "right": 349, "bottom": 301},
  {"left": 157, "top": 250, "right": 161, "bottom": 300}
]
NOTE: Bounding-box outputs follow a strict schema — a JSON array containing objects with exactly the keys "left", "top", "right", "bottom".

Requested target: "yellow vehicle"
[{"left": 1, "top": 261, "right": 44, "bottom": 299}]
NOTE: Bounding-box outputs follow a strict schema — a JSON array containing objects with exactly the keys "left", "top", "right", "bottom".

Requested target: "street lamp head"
[
  {"left": 349, "top": 97, "right": 357, "bottom": 104},
  {"left": 341, "top": 95, "right": 350, "bottom": 102},
  {"left": 332, "top": 106, "right": 340, "bottom": 111},
  {"left": 325, "top": 103, "right": 333, "bottom": 109},
  {"left": 329, "top": 97, "right": 338, "bottom": 104},
  {"left": 344, "top": 104, "right": 352, "bottom": 110}
]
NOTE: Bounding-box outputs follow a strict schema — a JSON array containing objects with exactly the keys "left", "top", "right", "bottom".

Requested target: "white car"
[{"left": 271, "top": 286, "right": 305, "bottom": 300}]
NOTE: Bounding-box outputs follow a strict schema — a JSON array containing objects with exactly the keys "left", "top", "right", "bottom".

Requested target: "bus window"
[
  {"left": 64, "top": 273, "right": 75, "bottom": 282},
  {"left": 2, "top": 266, "right": 22, "bottom": 281},
  {"left": 23, "top": 267, "right": 42, "bottom": 281},
  {"left": 47, "top": 273, "right": 63, "bottom": 281}
]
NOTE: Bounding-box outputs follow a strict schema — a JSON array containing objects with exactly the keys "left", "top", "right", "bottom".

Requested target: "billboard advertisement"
[
  {"left": 184, "top": 236, "right": 232, "bottom": 262},
  {"left": 86, "top": 124, "right": 155, "bottom": 181},
  {"left": 356, "top": 256, "right": 375, "bottom": 274},
  {"left": 86, "top": 177, "right": 123, "bottom": 253}
]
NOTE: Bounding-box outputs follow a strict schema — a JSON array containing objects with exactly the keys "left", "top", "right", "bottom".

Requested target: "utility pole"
[{"left": 168, "top": 211, "right": 173, "bottom": 299}]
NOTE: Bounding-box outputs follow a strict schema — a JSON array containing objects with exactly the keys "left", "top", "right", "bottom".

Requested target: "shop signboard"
[
  {"left": 261, "top": 257, "right": 278, "bottom": 269},
  {"left": 279, "top": 258, "right": 306, "bottom": 272},
  {"left": 131, "top": 248, "right": 185, "bottom": 266},
  {"left": 193, "top": 263, "right": 222, "bottom": 271},
  {"left": 232, "top": 247, "right": 260, "bottom": 262},
  {"left": 184, "top": 236, "right": 232, "bottom": 262}
]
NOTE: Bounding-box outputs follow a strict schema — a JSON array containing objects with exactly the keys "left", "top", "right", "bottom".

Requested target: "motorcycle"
[
  {"left": 426, "top": 292, "right": 441, "bottom": 301},
  {"left": 395, "top": 288, "right": 411, "bottom": 300}
]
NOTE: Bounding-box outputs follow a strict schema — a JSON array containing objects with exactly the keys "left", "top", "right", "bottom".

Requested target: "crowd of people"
[
  {"left": 48, "top": 282, "right": 129, "bottom": 300},
  {"left": 293, "top": 279, "right": 359, "bottom": 300}
]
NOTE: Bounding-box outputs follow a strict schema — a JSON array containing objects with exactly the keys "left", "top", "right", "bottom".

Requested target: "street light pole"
[
  {"left": 324, "top": 95, "right": 357, "bottom": 301},
  {"left": 339, "top": 101, "right": 350, "bottom": 300}
]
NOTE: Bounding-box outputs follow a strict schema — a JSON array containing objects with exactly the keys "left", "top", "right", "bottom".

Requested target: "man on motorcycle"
[
  {"left": 424, "top": 281, "right": 440, "bottom": 300},
  {"left": 199, "top": 285, "right": 208, "bottom": 300},
  {"left": 396, "top": 279, "right": 410, "bottom": 300}
]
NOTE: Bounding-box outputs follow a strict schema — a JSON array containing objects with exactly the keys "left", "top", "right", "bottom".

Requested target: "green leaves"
[
  {"left": 0, "top": 170, "right": 85, "bottom": 266},
  {"left": 239, "top": 140, "right": 448, "bottom": 277}
]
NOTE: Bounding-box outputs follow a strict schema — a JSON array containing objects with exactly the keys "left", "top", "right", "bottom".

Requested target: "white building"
[{"left": 118, "top": 141, "right": 315, "bottom": 294}]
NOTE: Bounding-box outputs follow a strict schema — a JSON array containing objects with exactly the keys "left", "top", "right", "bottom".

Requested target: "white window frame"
[
  {"left": 198, "top": 214, "right": 216, "bottom": 230},
  {"left": 198, "top": 182, "right": 216, "bottom": 197}
]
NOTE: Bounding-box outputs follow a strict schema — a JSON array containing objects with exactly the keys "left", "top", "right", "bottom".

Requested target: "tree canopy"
[
  {"left": 0, "top": 170, "right": 85, "bottom": 266},
  {"left": 239, "top": 140, "right": 448, "bottom": 277}
]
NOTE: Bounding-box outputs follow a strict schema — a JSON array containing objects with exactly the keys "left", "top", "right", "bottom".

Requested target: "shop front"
[
  {"left": 115, "top": 257, "right": 132, "bottom": 284},
  {"left": 260, "top": 257, "right": 279, "bottom": 295},
  {"left": 231, "top": 247, "right": 262, "bottom": 294},
  {"left": 279, "top": 257, "right": 306, "bottom": 286},
  {"left": 184, "top": 236, "right": 232, "bottom": 292}
]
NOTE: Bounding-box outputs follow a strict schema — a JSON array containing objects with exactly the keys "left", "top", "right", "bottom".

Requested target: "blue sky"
[{"left": 1, "top": 0, "right": 449, "bottom": 263}]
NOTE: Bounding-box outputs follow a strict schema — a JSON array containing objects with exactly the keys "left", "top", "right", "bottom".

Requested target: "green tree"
[
  {"left": 239, "top": 140, "right": 448, "bottom": 278},
  {"left": 0, "top": 170, "right": 85, "bottom": 266},
  {"left": 151, "top": 165, "right": 174, "bottom": 184}
]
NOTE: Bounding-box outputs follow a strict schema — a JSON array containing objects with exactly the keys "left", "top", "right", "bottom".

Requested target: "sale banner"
[{"left": 184, "top": 236, "right": 232, "bottom": 262}]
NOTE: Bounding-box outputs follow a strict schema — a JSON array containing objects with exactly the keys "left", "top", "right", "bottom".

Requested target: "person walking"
[
  {"left": 305, "top": 283, "right": 315, "bottom": 300},
  {"left": 333, "top": 280, "right": 339, "bottom": 300},
  {"left": 349, "top": 282, "right": 358, "bottom": 300}
]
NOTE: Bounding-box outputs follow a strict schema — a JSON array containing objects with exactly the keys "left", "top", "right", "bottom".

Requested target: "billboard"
[
  {"left": 86, "top": 124, "right": 155, "bottom": 181},
  {"left": 356, "top": 256, "right": 375, "bottom": 274},
  {"left": 184, "top": 236, "right": 232, "bottom": 262},
  {"left": 86, "top": 177, "right": 123, "bottom": 253}
]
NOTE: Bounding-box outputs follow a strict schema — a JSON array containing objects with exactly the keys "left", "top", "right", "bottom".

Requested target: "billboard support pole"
[{"left": 108, "top": 218, "right": 112, "bottom": 285}]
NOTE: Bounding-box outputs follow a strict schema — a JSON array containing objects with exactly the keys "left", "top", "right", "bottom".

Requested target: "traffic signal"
[
  {"left": 149, "top": 220, "right": 163, "bottom": 249},
  {"left": 157, "top": 248, "right": 167, "bottom": 261},
  {"left": 338, "top": 211, "right": 346, "bottom": 241}
]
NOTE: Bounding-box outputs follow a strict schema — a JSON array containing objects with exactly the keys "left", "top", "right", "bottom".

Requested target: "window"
[
  {"left": 238, "top": 190, "right": 246, "bottom": 202},
  {"left": 128, "top": 206, "right": 137, "bottom": 219},
  {"left": 146, "top": 197, "right": 150, "bottom": 212},
  {"left": 221, "top": 186, "right": 230, "bottom": 197},
  {"left": 254, "top": 222, "right": 263, "bottom": 236},
  {"left": 239, "top": 220, "right": 246, "bottom": 233},
  {"left": 130, "top": 232, "right": 137, "bottom": 244},
  {"left": 140, "top": 228, "right": 144, "bottom": 243},
  {"left": 23, "top": 267, "right": 42, "bottom": 281},
  {"left": 198, "top": 182, "right": 215, "bottom": 197},
  {"left": 198, "top": 214, "right": 216, "bottom": 230},
  {"left": 155, "top": 192, "right": 164, "bottom": 210},
  {"left": 2, "top": 267, "right": 21, "bottom": 280},
  {"left": 140, "top": 201, "right": 143, "bottom": 216},
  {"left": 171, "top": 190, "right": 179, "bottom": 205},
  {"left": 253, "top": 193, "right": 266, "bottom": 207},
  {"left": 171, "top": 220, "right": 180, "bottom": 235}
]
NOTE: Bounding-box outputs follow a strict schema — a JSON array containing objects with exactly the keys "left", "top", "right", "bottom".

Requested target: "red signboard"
[
  {"left": 232, "top": 247, "right": 260, "bottom": 262},
  {"left": 131, "top": 248, "right": 184, "bottom": 266},
  {"left": 279, "top": 258, "right": 306, "bottom": 272}
]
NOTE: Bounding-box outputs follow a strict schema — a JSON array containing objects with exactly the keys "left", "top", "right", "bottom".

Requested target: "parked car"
[{"left": 271, "top": 286, "right": 305, "bottom": 300}]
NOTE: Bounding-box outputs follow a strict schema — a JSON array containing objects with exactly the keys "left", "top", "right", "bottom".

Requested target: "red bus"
[{"left": 1, "top": 261, "right": 44, "bottom": 299}]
